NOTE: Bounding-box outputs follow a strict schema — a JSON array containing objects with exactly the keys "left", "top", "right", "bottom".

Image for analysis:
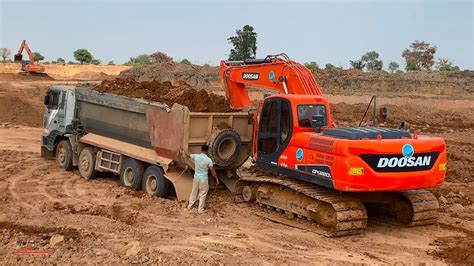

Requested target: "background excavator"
[
  {"left": 14, "top": 40, "right": 46, "bottom": 75},
  {"left": 219, "top": 54, "right": 446, "bottom": 236}
]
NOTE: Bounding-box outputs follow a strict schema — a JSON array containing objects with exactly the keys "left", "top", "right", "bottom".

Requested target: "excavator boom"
[{"left": 219, "top": 54, "right": 322, "bottom": 110}]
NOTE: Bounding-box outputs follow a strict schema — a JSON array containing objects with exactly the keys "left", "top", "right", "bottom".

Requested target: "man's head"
[{"left": 201, "top": 144, "right": 209, "bottom": 153}]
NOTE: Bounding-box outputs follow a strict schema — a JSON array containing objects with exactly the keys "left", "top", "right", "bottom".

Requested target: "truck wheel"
[
  {"left": 142, "top": 165, "right": 170, "bottom": 198},
  {"left": 79, "top": 147, "right": 97, "bottom": 179},
  {"left": 120, "top": 158, "right": 144, "bottom": 191},
  {"left": 208, "top": 129, "right": 242, "bottom": 167},
  {"left": 56, "top": 140, "right": 73, "bottom": 171}
]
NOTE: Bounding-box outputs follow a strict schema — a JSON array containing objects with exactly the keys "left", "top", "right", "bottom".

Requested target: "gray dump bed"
[
  {"left": 76, "top": 87, "right": 168, "bottom": 148},
  {"left": 75, "top": 87, "right": 251, "bottom": 169}
]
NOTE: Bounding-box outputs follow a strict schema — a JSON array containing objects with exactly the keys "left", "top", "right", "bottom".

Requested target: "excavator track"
[
  {"left": 398, "top": 190, "right": 439, "bottom": 226},
  {"left": 238, "top": 174, "right": 367, "bottom": 237},
  {"left": 351, "top": 189, "right": 439, "bottom": 226}
]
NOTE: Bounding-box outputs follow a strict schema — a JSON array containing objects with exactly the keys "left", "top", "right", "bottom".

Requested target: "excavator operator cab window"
[{"left": 297, "top": 104, "right": 327, "bottom": 128}]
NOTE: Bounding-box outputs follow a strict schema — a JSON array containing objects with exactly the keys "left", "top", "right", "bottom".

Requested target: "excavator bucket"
[{"left": 14, "top": 54, "right": 23, "bottom": 62}]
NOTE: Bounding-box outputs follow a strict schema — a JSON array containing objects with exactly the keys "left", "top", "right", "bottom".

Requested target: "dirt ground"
[{"left": 0, "top": 73, "right": 473, "bottom": 264}]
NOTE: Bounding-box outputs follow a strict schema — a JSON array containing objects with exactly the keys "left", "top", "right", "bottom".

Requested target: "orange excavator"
[
  {"left": 14, "top": 40, "right": 45, "bottom": 75},
  {"left": 219, "top": 54, "right": 445, "bottom": 236}
]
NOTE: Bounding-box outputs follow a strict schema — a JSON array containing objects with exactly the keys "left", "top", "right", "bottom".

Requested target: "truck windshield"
[{"left": 297, "top": 104, "right": 326, "bottom": 128}]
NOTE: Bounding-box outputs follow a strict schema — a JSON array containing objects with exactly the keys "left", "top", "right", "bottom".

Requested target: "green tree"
[
  {"left": 56, "top": 57, "right": 65, "bottom": 64},
  {"left": 402, "top": 40, "right": 437, "bottom": 71},
  {"left": 405, "top": 58, "right": 418, "bottom": 71},
  {"left": 179, "top": 58, "right": 192, "bottom": 65},
  {"left": 135, "top": 54, "right": 151, "bottom": 65},
  {"left": 107, "top": 60, "right": 115, "bottom": 65},
  {"left": 91, "top": 58, "right": 101, "bottom": 65},
  {"left": 388, "top": 61, "right": 400, "bottom": 73},
  {"left": 33, "top": 52, "right": 44, "bottom": 62},
  {"left": 203, "top": 63, "right": 210, "bottom": 68},
  {"left": 361, "top": 51, "right": 383, "bottom": 71},
  {"left": 349, "top": 60, "right": 365, "bottom": 70},
  {"left": 124, "top": 54, "right": 151, "bottom": 66},
  {"left": 73, "top": 49, "right": 93, "bottom": 64},
  {"left": 228, "top": 25, "right": 258, "bottom": 60},
  {"left": 304, "top": 61, "right": 319, "bottom": 70},
  {"left": 435, "top": 58, "right": 460, "bottom": 71},
  {"left": 325, "top": 63, "right": 336, "bottom": 71}
]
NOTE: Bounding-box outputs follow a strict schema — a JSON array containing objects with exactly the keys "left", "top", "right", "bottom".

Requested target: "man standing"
[{"left": 187, "top": 145, "right": 219, "bottom": 214}]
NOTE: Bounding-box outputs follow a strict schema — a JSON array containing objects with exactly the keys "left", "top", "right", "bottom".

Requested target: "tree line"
[
  {"left": 0, "top": 25, "right": 464, "bottom": 72},
  {"left": 226, "top": 25, "right": 462, "bottom": 72}
]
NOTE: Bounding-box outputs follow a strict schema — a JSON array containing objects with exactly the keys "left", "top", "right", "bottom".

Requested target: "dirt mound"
[
  {"left": 119, "top": 62, "right": 220, "bottom": 91},
  {"left": 150, "top": 51, "right": 173, "bottom": 64},
  {"left": 447, "top": 70, "right": 474, "bottom": 79},
  {"left": 95, "top": 78, "right": 231, "bottom": 112},
  {"left": 71, "top": 71, "right": 114, "bottom": 81},
  {"left": 430, "top": 235, "right": 474, "bottom": 264},
  {"left": 0, "top": 73, "right": 54, "bottom": 81},
  {"left": 0, "top": 95, "right": 43, "bottom": 127}
]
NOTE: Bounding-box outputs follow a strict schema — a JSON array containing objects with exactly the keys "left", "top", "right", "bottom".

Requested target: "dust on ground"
[
  {"left": 0, "top": 71, "right": 473, "bottom": 264},
  {"left": 95, "top": 78, "right": 231, "bottom": 112}
]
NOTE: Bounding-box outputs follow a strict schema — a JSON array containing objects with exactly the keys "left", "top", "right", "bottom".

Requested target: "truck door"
[
  {"left": 44, "top": 89, "right": 66, "bottom": 131},
  {"left": 256, "top": 98, "right": 292, "bottom": 169},
  {"left": 56, "top": 92, "right": 67, "bottom": 131}
]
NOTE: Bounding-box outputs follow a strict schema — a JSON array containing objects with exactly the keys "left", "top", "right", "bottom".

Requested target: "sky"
[{"left": 0, "top": 0, "right": 473, "bottom": 70}]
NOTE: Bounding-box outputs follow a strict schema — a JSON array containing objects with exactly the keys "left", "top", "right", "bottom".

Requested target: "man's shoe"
[{"left": 198, "top": 210, "right": 208, "bottom": 214}]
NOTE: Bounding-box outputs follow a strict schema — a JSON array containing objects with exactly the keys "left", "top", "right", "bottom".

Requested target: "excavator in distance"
[
  {"left": 14, "top": 40, "right": 46, "bottom": 75},
  {"left": 219, "top": 54, "right": 446, "bottom": 236}
]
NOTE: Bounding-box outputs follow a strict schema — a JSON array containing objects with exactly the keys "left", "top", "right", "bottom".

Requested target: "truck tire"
[
  {"left": 207, "top": 129, "right": 242, "bottom": 167},
  {"left": 142, "top": 165, "right": 170, "bottom": 198},
  {"left": 79, "top": 147, "right": 97, "bottom": 179},
  {"left": 56, "top": 140, "right": 73, "bottom": 171},
  {"left": 120, "top": 158, "right": 144, "bottom": 191}
]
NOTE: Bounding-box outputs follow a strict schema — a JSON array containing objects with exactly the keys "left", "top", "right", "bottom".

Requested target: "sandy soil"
[{"left": 0, "top": 74, "right": 473, "bottom": 264}]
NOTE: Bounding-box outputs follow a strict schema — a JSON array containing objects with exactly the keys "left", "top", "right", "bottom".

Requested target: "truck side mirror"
[{"left": 44, "top": 94, "right": 50, "bottom": 106}]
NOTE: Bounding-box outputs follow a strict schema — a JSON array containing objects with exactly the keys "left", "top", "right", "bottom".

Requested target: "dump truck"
[{"left": 41, "top": 86, "right": 251, "bottom": 200}]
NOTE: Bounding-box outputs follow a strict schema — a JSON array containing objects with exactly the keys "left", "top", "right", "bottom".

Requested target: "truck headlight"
[{"left": 349, "top": 167, "right": 364, "bottom": 176}]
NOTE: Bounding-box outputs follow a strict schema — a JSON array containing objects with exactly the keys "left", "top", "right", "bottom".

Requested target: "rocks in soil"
[
  {"left": 448, "top": 203, "right": 464, "bottom": 213},
  {"left": 50, "top": 234, "right": 64, "bottom": 246},
  {"left": 438, "top": 196, "right": 448, "bottom": 206},
  {"left": 123, "top": 241, "right": 141, "bottom": 257},
  {"left": 95, "top": 78, "right": 231, "bottom": 112},
  {"left": 446, "top": 192, "right": 456, "bottom": 198}
]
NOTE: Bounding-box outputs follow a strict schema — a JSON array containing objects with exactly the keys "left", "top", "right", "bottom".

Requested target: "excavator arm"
[
  {"left": 219, "top": 54, "right": 323, "bottom": 110},
  {"left": 15, "top": 40, "right": 35, "bottom": 63}
]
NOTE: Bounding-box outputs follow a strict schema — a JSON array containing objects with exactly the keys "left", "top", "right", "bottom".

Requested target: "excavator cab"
[{"left": 255, "top": 95, "right": 334, "bottom": 184}]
